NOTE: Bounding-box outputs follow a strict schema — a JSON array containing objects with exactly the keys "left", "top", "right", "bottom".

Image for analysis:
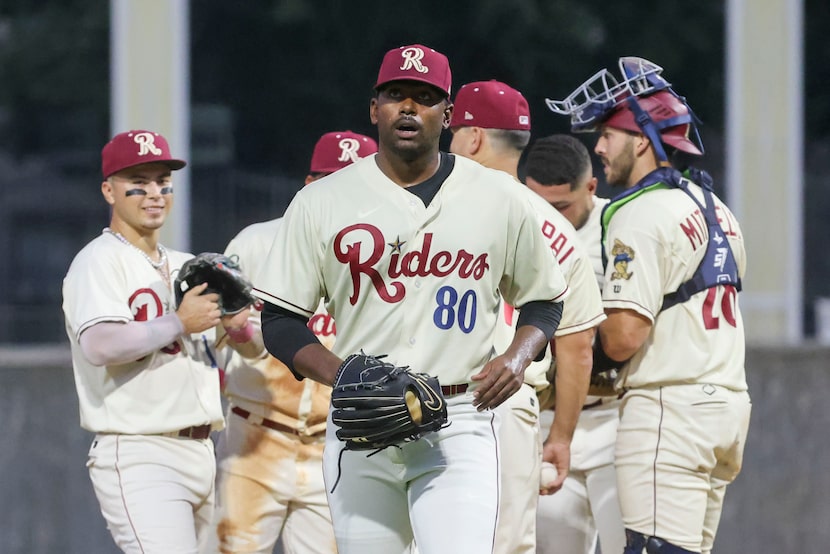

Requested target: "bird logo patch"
[{"left": 610, "top": 239, "right": 635, "bottom": 281}]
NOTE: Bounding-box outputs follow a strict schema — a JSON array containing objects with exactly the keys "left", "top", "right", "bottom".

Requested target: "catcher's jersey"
[
  {"left": 602, "top": 177, "right": 747, "bottom": 391},
  {"left": 495, "top": 187, "right": 605, "bottom": 389},
  {"left": 256, "top": 154, "right": 569, "bottom": 386},
  {"left": 223, "top": 218, "right": 332, "bottom": 435},
  {"left": 62, "top": 232, "right": 224, "bottom": 435},
  {"left": 578, "top": 195, "right": 611, "bottom": 290}
]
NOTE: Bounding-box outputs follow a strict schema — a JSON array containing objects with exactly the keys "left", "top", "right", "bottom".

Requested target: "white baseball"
[{"left": 540, "top": 462, "right": 559, "bottom": 489}]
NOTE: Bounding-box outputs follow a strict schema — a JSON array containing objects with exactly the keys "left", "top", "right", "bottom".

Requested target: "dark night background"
[{"left": 0, "top": 0, "right": 827, "bottom": 343}]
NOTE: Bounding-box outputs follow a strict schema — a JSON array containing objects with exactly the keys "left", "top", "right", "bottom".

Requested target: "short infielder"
[
  {"left": 255, "top": 44, "right": 569, "bottom": 554},
  {"left": 62, "top": 130, "right": 260, "bottom": 553},
  {"left": 448, "top": 81, "right": 602, "bottom": 554},
  {"left": 549, "top": 57, "right": 752, "bottom": 554},
  {"left": 525, "top": 134, "right": 625, "bottom": 554},
  {"left": 211, "top": 130, "right": 377, "bottom": 554}
]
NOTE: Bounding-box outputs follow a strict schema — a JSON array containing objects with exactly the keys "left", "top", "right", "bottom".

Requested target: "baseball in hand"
[{"left": 540, "top": 462, "right": 559, "bottom": 489}]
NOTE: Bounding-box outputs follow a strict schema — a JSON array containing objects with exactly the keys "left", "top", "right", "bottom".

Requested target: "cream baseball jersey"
[
  {"left": 575, "top": 196, "right": 614, "bottom": 407},
  {"left": 602, "top": 183, "right": 748, "bottom": 390},
  {"left": 62, "top": 233, "right": 224, "bottom": 434},
  {"left": 578, "top": 196, "right": 611, "bottom": 289},
  {"left": 256, "top": 154, "right": 569, "bottom": 386},
  {"left": 496, "top": 187, "right": 605, "bottom": 389},
  {"left": 223, "top": 218, "right": 332, "bottom": 434}
]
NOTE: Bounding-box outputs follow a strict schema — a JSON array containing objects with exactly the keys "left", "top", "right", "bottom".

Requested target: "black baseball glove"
[
  {"left": 174, "top": 252, "right": 257, "bottom": 315},
  {"left": 331, "top": 353, "right": 449, "bottom": 452}
]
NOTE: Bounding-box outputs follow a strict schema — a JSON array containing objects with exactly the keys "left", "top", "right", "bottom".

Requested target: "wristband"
[{"left": 227, "top": 322, "right": 255, "bottom": 343}]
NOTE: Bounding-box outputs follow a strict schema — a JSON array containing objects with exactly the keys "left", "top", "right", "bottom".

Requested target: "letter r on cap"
[{"left": 134, "top": 132, "right": 162, "bottom": 156}]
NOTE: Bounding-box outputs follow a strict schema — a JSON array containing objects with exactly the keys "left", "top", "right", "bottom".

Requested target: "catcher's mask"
[{"left": 545, "top": 57, "right": 703, "bottom": 162}]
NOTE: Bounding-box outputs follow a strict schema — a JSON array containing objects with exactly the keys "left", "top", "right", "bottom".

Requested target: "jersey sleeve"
[
  {"left": 601, "top": 207, "right": 666, "bottom": 322},
  {"left": 500, "top": 194, "right": 569, "bottom": 309},
  {"left": 63, "top": 245, "right": 134, "bottom": 339},
  {"left": 555, "top": 248, "right": 605, "bottom": 336},
  {"left": 254, "top": 195, "right": 325, "bottom": 317}
]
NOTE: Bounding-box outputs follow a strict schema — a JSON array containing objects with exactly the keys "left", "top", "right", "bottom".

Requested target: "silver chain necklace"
[{"left": 103, "top": 227, "right": 168, "bottom": 271}]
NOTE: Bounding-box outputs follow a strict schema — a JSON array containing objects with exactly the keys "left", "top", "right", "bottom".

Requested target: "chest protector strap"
[{"left": 600, "top": 167, "right": 742, "bottom": 313}]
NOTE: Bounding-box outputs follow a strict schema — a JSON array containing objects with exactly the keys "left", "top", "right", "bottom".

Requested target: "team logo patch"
[{"left": 610, "top": 239, "right": 635, "bottom": 281}]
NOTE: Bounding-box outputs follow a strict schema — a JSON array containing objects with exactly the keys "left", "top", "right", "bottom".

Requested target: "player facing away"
[
  {"left": 548, "top": 57, "right": 752, "bottom": 554},
  {"left": 448, "top": 81, "right": 602, "bottom": 554},
  {"left": 525, "top": 134, "right": 626, "bottom": 554},
  {"left": 255, "top": 44, "right": 569, "bottom": 554},
  {"left": 62, "top": 130, "right": 262, "bottom": 554},
  {"left": 211, "top": 130, "right": 376, "bottom": 554}
]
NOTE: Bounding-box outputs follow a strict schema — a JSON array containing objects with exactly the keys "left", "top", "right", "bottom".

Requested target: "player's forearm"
[
  {"left": 221, "top": 315, "right": 266, "bottom": 360},
  {"left": 79, "top": 315, "right": 184, "bottom": 366},
  {"left": 292, "top": 343, "right": 343, "bottom": 386},
  {"left": 503, "top": 325, "right": 549, "bottom": 369},
  {"left": 548, "top": 329, "right": 594, "bottom": 443}
]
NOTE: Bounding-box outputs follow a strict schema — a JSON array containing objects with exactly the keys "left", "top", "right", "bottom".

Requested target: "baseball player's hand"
[
  {"left": 219, "top": 309, "right": 265, "bottom": 359},
  {"left": 470, "top": 354, "right": 526, "bottom": 411},
  {"left": 539, "top": 439, "right": 570, "bottom": 495},
  {"left": 175, "top": 282, "right": 222, "bottom": 334},
  {"left": 220, "top": 309, "right": 251, "bottom": 332}
]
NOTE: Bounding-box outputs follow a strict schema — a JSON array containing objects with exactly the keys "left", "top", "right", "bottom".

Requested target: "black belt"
[{"left": 441, "top": 384, "right": 469, "bottom": 396}]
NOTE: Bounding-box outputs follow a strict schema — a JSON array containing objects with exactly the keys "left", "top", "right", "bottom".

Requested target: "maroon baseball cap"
[
  {"left": 101, "top": 130, "right": 187, "bottom": 178},
  {"left": 374, "top": 44, "right": 452, "bottom": 97},
  {"left": 309, "top": 131, "right": 378, "bottom": 174},
  {"left": 450, "top": 80, "right": 531, "bottom": 131}
]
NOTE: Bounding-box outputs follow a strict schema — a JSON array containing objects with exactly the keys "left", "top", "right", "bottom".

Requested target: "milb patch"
[{"left": 610, "top": 239, "right": 635, "bottom": 281}]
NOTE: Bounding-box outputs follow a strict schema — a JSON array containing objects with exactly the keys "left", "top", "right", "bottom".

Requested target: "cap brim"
[
  {"left": 375, "top": 78, "right": 449, "bottom": 98},
  {"left": 165, "top": 159, "right": 187, "bottom": 170},
  {"left": 105, "top": 158, "right": 187, "bottom": 178}
]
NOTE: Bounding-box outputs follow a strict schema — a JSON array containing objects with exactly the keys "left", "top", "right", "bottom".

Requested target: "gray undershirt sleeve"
[{"left": 79, "top": 313, "right": 185, "bottom": 366}]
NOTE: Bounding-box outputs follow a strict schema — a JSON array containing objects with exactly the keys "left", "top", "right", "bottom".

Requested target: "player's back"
[
  {"left": 578, "top": 196, "right": 611, "bottom": 289},
  {"left": 521, "top": 187, "right": 604, "bottom": 334},
  {"left": 223, "top": 216, "right": 332, "bottom": 430},
  {"left": 603, "top": 183, "right": 747, "bottom": 391},
  {"left": 225, "top": 218, "right": 283, "bottom": 285}
]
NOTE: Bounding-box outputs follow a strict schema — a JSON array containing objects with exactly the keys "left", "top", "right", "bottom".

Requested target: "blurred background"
[
  {"left": 0, "top": 0, "right": 828, "bottom": 552},
  {"left": 1, "top": 0, "right": 828, "bottom": 344}
]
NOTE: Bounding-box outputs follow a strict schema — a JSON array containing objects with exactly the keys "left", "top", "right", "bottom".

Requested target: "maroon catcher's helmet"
[
  {"left": 546, "top": 57, "right": 704, "bottom": 161},
  {"left": 603, "top": 90, "right": 702, "bottom": 156}
]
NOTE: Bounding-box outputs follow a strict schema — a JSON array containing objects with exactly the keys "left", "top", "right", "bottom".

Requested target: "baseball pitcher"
[{"left": 255, "top": 45, "right": 569, "bottom": 554}]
